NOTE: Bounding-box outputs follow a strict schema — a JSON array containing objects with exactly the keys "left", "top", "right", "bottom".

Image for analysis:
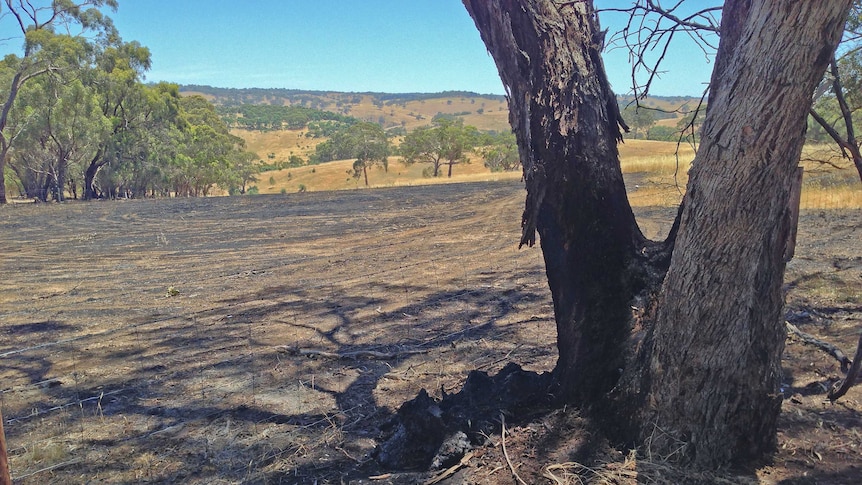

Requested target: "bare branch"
[
  {"left": 603, "top": 0, "right": 720, "bottom": 98},
  {"left": 645, "top": 0, "right": 721, "bottom": 33},
  {"left": 787, "top": 322, "right": 852, "bottom": 374},
  {"left": 828, "top": 333, "right": 862, "bottom": 401}
]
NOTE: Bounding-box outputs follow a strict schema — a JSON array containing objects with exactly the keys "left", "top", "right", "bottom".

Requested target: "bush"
[
  {"left": 647, "top": 125, "right": 681, "bottom": 142},
  {"left": 247, "top": 186, "right": 259, "bottom": 195}
]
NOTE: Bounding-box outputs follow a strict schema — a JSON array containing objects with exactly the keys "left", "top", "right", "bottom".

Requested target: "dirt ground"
[{"left": 0, "top": 179, "right": 860, "bottom": 484}]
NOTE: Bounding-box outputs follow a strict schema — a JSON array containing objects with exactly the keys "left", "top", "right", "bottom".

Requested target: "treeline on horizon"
[{"left": 180, "top": 84, "right": 508, "bottom": 107}]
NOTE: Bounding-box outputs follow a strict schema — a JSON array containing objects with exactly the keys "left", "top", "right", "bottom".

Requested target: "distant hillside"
[
  {"left": 179, "top": 85, "right": 512, "bottom": 133},
  {"left": 180, "top": 85, "right": 700, "bottom": 134}
]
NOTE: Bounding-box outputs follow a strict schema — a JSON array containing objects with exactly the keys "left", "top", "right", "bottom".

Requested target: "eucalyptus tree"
[
  {"left": 346, "top": 121, "right": 390, "bottom": 187},
  {"left": 479, "top": 131, "right": 520, "bottom": 172},
  {"left": 0, "top": 0, "right": 119, "bottom": 203},
  {"left": 460, "top": 0, "right": 852, "bottom": 469},
  {"left": 9, "top": 73, "right": 108, "bottom": 201},
  {"left": 173, "top": 95, "right": 251, "bottom": 197},
  {"left": 81, "top": 39, "right": 154, "bottom": 199},
  {"left": 401, "top": 118, "right": 479, "bottom": 178},
  {"left": 91, "top": 82, "right": 184, "bottom": 198},
  {"left": 809, "top": 1, "right": 862, "bottom": 183}
]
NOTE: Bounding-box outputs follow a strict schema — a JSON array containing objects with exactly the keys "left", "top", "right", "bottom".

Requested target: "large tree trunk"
[
  {"left": 83, "top": 150, "right": 105, "bottom": 200},
  {"left": 464, "top": 0, "right": 850, "bottom": 469},
  {"left": 632, "top": 0, "right": 851, "bottom": 467},
  {"left": 463, "top": 0, "right": 650, "bottom": 405}
]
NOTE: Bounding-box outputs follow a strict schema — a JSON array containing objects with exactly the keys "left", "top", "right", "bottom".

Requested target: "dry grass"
[
  {"left": 256, "top": 154, "right": 522, "bottom": 195},
  {"left": 335, "top": 94, "right": 511, "bottom": 132},
  {"left": 233, "top": 128, "right": 324, "bottom": 161},
  {"left": 247, "top": 136, "right": 862, "bottom": 209}
]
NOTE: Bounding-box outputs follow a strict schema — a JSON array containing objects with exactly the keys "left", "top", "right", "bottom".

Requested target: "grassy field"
[{"left": 239, "top": 133, "right": 862, "bottom": 209}]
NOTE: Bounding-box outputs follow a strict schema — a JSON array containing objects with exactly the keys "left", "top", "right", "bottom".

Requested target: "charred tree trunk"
[
  {"left": 463, "top": 0, "right": 650, "bottom": 405},
  {"left": 464, "top": 0, "right": 851, "bottom": 469}
]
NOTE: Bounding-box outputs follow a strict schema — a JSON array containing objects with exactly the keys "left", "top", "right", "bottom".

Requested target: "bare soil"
[{"left": 0, "top": 180, "right": 859, "bottom": 484}]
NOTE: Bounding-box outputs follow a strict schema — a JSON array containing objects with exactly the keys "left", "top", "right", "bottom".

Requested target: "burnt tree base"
[{"left": 374, "top": 363, "right": 554, "bottom": 471}]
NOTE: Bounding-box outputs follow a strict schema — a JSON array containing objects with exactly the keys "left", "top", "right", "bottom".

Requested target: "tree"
[
  {"left": 346, "top": 122, "right": 389, "bottom": 187},
  {"left": 461, "top": 0, "right": 851, "bottom": 469},
  {"left": 81, "top": 39, "right": 153, "bottom": 199},
  {"left": 10, "top": 74, "right": 108, "bottom": 201},
  {"left": 0, "top": 0, "right": 119, "bottom": 204},
  {"left": 622, "top": 104, "right": 656, "bottom": 139},
  {"left": 479, "top": 131, "right": 520, "bottom": 172},
  {"left": 173, "top": 95, "right": 249, "bottom": 197},
  {"left": 808, "top": 2, "right": 862, "bottom": 183},
  {"left": 401, "top": 118, "right": 478, "bottom": 178}
]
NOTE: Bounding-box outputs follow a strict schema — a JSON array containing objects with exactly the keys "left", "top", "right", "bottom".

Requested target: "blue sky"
[{"left": 1, "top": 0, "right": 714, "bottom": 96}]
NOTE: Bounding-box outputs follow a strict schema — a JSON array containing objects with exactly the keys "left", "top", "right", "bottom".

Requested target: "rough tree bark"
[
  {"left": 636, "top": 1, "right": 851, "bottom": 466},
  {"left": 463, "top": 0, "right": 851, "bottom": 469}
]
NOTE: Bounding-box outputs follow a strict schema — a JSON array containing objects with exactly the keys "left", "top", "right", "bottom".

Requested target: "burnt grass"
[{"left": 0, "top": 179, "right": 860, "bottom": 484}]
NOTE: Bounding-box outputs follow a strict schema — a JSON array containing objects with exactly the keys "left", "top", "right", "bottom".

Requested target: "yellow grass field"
[
  {"left": 341, "top": 94, "right": 511, "bottom": 132},
  {"left": 239, "top": 127, "right": 860, "bottom": 209}
]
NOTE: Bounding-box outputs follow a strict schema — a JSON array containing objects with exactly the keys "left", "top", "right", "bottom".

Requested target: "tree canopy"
[{"left": 400, "top": 118, "right": 480, "bottom": 178}]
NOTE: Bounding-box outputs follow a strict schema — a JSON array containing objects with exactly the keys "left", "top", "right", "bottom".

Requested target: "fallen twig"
[
  {"left": 786, "top": 322, "right": 852, "bottom": 373},
  {"left": 276, "top": 345, "right": 428, "bottom": 360},
  {"left": 500, "top": 413, "right": 528, "bottom": 485}
]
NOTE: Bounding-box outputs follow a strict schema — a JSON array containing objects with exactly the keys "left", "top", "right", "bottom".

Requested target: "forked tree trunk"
[{"left": 464, "top": 0, "right": 850, "bottom": 468}]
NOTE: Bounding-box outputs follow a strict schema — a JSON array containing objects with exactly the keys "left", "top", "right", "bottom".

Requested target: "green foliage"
[
  {"left": 310, "top": 121, "right": 390, "bottom": 167},
  {"left": 401, "top": 118, "right": 480, "bottom": 178},
  {"left": 0, "top": 0, "right": 121, "bottom": 203},
  {"left": 218, "top": 104, "right": 356, "bottom": 131},
  {"left": 345, "top": 122, "right": 390, "bottom": 186},
  {"left": 306, "top": 120, "right": 355, "bottom": 138},
  {"left": 622, "top": 105, "right": 657, "bottom": 139},
  {"left": 646, "top": 125, "right": 680, "bottom": 142},
  {"left": 480, "top": 131, "right": 521, "bottom": 172}
]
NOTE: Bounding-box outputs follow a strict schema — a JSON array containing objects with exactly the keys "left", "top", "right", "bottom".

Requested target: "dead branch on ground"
[
  {"left": 828, "top": 333, "right": 862, "bottom": 401},
  {"left": 276, "top": 345, "right": 428, "bottom": 360}
]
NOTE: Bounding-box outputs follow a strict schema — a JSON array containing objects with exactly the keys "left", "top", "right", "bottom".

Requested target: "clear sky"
[{"left": 1, "top": 1, "right": 715, "bottom": 97}]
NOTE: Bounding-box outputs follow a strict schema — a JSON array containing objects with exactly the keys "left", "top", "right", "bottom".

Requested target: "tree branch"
[
  {"left": 276, "top": 345, "right": 428, "bottom": 360},
  {"left": 828, "top": 332, "right": 862, "bottom": 401},
  {"left": 787, "top": 322, "right": 852, "bottom": 373}
]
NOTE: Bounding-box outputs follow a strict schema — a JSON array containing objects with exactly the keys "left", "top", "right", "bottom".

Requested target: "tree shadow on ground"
[{"left": 3, "top": 268, "right": 550, "bottom": 483}]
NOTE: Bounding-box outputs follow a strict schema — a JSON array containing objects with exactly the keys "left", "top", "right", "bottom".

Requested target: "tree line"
[
  {"left": 0, "top": 1, "right": 263, "bottom": 202},
  {"left": 217, "top": 104, "right": 356, "bottom": 132},
  {"left": 306, "top": 116, "right": 521, "bottom": 185}
]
